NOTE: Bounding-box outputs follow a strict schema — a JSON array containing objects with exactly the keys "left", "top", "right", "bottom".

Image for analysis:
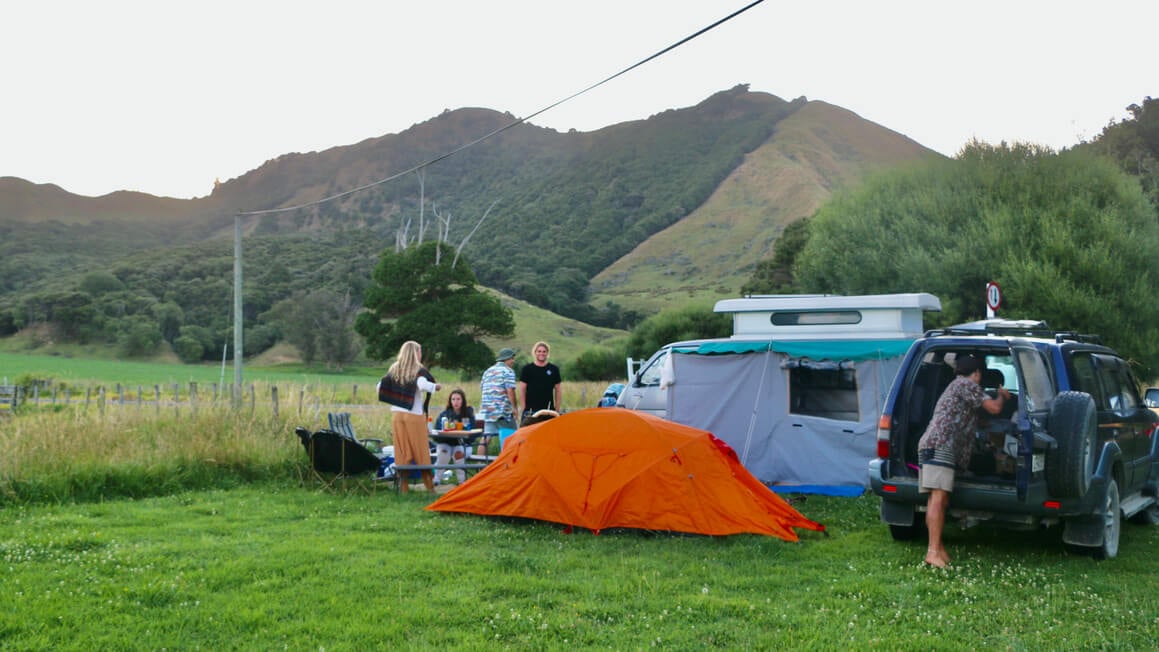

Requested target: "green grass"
[
  {"left": 0, "top": 351, "right": 382, "bottom": 388},
  {"left": 3, "top": 356, "right": 1159, "bottom": 649},
  {"left": 3, "top": 485, "right": 1158, "bottom": 650}
]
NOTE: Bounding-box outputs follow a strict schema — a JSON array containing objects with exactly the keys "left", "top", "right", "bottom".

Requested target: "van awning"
[{"left": 672, "top": 339, "right": 913, "bottom": 361}]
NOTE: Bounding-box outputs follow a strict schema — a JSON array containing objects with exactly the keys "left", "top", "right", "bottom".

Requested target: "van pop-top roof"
[{"left": 713, "top": 293, "right": 941, "bottom": 341}]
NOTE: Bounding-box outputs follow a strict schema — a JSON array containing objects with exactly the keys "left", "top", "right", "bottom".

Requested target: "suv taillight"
[{"left": 876, "top": 414, "right": 892, "bottom": 458}]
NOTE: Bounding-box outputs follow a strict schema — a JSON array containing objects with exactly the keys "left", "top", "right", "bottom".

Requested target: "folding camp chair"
[
  {"left": 296, "top": 426, "right": 382, "bottom": 492},
  {"left": 327, "top": 412, "right": 385, "bottom": 454}
]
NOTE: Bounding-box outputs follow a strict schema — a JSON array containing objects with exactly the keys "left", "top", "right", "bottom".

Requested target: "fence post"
[
  {"left": 137, "top": 386, "right": 143, "bottom": 410},
  {"left": 98, "top": 386, "right": 106, "bottom": 417},
  {"left": 117, "top": 383, "right": 124, "bottom": 406},
  {"left": 155, "top": 384, "right": 161, "bottom": 416},
  {"left": 271, "top": 385, "right": 279, "bottom": 418},
  {"left": 298, "top": 388, "right": 305, "bottom": 417},
  {"left": 352, "top": 384, "right": 358, "bottom": 404},
  {"left": 85, "top": 386, "right": 92, "bottom": 411},
  {"left": 248, "top": 384, "right": 256, "bottom": 415},
  {"left": 191, "top": 382, "right": 198, "bottom": 416}
]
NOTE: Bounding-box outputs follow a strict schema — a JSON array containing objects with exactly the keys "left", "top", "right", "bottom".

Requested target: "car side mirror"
[{"left": 1145, "top": 387, "right": 1159, "bottom": 409}]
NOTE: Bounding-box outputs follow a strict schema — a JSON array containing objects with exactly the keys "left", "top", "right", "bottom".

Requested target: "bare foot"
[{"left": 924, "top": 553, "right": 948, "bottom": 568}]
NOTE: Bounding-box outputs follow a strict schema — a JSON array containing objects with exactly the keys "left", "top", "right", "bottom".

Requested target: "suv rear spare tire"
[{"left": 1046, "top": 391, "right": 1098, "bottom": 498}]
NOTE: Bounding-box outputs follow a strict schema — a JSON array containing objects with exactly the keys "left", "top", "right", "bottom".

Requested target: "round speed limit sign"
[{"left": 986, "top": 282, "right": 1002, "bottom": 311}]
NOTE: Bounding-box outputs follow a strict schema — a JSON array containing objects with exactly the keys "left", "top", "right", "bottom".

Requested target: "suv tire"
[
  {"left": 888, "top": 508, "right": 925, "bottom": 541},
  {"left": 1046, "top": 391, "right": 1098, "bottom": 498},
  {"left": 1093, "top": 479, "right": 1121, "bottom": 560}
]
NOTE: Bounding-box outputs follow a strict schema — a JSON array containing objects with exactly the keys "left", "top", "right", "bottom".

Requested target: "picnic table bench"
[{"left": 390, "top": 463, "right": 490, "bottom": 492}]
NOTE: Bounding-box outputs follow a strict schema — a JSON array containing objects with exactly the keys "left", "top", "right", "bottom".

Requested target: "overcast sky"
[{"left": 3, "top": 0, "right": 1155, "bottom": 200}]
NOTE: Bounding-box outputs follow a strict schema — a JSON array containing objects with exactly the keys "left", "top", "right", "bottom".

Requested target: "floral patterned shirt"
[{"left": 917, "top": 375, "right": 986, "bottom": 470}]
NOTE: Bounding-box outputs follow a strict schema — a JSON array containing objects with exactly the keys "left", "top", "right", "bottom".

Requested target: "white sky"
[{"left": 3, "top": 0, "right": 1156, "bottom": 200}]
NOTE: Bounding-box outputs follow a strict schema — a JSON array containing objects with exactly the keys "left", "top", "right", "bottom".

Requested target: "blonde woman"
[{"left": 377, "top": 340, "right": 441, "bottom": 494}]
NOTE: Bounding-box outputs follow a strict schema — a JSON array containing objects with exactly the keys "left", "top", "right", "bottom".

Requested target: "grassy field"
[
  {"left": 4, "top": 483, "right": 1159, "bottom": 650},
  {"left": 3, "top": 356, "right": 1159, "bottom": 649}
]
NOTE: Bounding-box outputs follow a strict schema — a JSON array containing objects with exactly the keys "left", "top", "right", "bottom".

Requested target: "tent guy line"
[{"left": 236, "top": 0, "right": 767, "bottom": 218}]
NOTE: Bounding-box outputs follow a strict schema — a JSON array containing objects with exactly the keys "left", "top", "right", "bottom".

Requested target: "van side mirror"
[{"left": 1144, "top": 387, "right": 1159, "bottom": 409}]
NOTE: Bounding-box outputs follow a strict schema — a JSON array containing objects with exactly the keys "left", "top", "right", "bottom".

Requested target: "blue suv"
[{"left": 868, "top": 319, "right": 1159, "bottom": 559}]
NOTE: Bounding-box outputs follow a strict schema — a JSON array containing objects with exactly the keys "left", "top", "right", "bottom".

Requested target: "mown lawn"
[
  {"left": 3, "top": 481, "right": 1158, "bottom": 651},
  {"left": 2, "top": 357, "right": 1158, "bottom": 650}
]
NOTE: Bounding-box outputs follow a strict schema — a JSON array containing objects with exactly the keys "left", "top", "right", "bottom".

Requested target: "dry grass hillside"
[{"left": 588, "top": 101, "right": 941, "bottom": 315}]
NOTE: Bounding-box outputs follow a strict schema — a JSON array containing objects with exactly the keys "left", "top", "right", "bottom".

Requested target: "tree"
[
  {"left": 116, "top": 318, "right": 162, "bottom": 358},
  {"left": 625, "top": 304, "right": 731, "bottom": 360},
  {"left": 79, "top": 271, "right": 125, "bottom": 295},
  {"left": 792, "top": 141, "right": 1159, "bottom": 377},
  {"left": 741, "top": 218, "right": 810, "bottom": 295},
  {"left": 151, "top": 302, "right": 184, "bottom": 344},
  {"left": 355, "top": 241, "right": 514, "bottom": 372},
  {"left": 571, "top": 344, "right": 631, "bottom": 381},
  {"left": 1088, "top": 96, "right": 1158, "bottom": 205},
  {"left": 311, "top": 290, "right": 360, "bottom": 371}
]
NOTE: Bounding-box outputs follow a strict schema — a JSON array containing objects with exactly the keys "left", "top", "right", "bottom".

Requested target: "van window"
[
  {"left": 635, "top": 349, "right": 669, "bottom": 387},
  {"left": 771, "top": 311, "right": 861, "bottom": 326},
  {"left": 788, "top": 364, "right": 859, "bottom": 421}
]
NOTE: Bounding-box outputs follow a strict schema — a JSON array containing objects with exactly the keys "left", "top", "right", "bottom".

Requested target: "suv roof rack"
[{"left": 923, "top": 319, "right": 1103, "bottom": 344}]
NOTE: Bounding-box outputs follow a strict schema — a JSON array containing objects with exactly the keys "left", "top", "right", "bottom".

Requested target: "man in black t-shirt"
[{"left": 519, "top": 340, "right": 562, "bottom": 418}]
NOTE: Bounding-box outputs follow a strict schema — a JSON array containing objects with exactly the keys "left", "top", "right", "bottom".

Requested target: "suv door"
[
  {"left": 1011, "top": 344, "right": 1056, "bottom": 499},
  {"left": 1071, "top": 351, "right": 1151, "bottom": 489},
  {"left": 1094, "top": 354, "right": 1152, "bottom": 488}
]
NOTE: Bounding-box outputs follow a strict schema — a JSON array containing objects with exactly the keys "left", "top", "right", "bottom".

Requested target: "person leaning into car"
[{"left": 917, "top": 354, "right": 1011, "bottom": 568}]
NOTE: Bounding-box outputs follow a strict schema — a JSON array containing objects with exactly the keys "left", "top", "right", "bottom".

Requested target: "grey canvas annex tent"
[{"left": 621, "top": 293, "right": 941, "bottom": 490}]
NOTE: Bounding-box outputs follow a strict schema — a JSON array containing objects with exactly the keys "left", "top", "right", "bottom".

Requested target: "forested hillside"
[{"left": 0, "top": 85, "right": 938, "bottom": 364}]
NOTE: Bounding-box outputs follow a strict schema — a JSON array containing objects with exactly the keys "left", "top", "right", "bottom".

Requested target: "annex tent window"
[{"left": 782, "top": 358, "right": 860, "bottom": 421}]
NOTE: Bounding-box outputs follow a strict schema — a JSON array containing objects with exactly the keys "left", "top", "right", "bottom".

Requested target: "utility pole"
[{"left": 233, "top": 215, "right": 244, "bottom": 404}]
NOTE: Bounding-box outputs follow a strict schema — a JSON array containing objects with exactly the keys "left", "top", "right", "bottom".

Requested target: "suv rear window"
[{"left": 1014, "top": 347, "right": 1055, "bottom": 412}]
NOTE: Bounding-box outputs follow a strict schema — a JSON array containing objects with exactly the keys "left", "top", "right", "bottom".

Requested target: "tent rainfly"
[{"left": 427, "top": 408, "right": 825, "bottom": 540}]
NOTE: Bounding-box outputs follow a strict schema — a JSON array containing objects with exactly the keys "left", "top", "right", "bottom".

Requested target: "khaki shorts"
[{"left": 918, "top": 464, "right": 955, "bottom": 493}]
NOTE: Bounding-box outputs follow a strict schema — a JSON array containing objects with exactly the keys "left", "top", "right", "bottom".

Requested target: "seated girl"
[{"left": 434, "top": 388, "right": 476, "bottom": 483}]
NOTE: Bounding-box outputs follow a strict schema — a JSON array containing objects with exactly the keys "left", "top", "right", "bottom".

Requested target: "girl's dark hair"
[{"left": 444, "top": 388, "right": 471, "bottom": 414}]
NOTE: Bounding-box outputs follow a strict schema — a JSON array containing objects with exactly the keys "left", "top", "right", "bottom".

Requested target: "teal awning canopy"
[{"left": 674, "top": 339, "right": 914, "bottom": 361}]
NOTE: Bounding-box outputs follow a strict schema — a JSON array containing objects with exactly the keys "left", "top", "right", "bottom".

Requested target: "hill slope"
[
  {"left": 1, "top": 87, "right": 939, "bottom": 360},
  {"left": 589, "top": 101, "right": 940, "bottom": 314}
]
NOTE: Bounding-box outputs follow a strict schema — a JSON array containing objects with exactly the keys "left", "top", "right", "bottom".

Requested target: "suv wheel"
[
  {"left": 1046, "top": 391, "right": 1097, "bottom": 498},
  {"left": 888, "top": 510, "right": 925, "bottom": 541},
  {"left": 1094, "top": 479, "right": 1121, "bottom": 560}
]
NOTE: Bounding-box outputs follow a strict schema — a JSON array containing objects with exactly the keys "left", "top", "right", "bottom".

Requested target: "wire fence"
[{"left": 6, "top": 381, "right": 385, "bottom": 420}]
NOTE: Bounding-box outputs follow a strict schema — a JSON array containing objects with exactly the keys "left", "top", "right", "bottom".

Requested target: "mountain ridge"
[{"left": 0, "top": 86, "right": 936, "bottom": 346}]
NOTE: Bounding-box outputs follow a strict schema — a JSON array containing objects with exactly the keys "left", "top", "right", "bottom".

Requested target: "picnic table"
[{"left": 390, "top": 429, "right": 492, "bottom": 491}]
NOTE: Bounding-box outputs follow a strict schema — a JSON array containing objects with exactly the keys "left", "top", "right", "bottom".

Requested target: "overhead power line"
[{"left": 238, "top": 0, "right": 767, "bottom": 217}]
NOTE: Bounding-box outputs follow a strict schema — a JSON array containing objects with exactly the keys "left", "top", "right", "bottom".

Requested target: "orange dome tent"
[{"left": 427, "top": 408, "right": 825, "bottom": 540}]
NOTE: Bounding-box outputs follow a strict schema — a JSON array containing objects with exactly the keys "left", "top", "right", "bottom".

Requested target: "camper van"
[{"left": 618, "top": 293, "right": 941, "bottom": 488}]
